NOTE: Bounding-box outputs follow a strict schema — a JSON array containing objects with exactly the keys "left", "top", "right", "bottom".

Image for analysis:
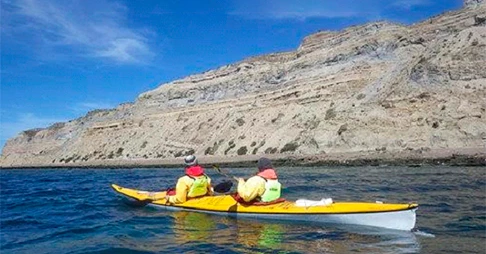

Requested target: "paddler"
[
  {"left": 236, "top": 157, "right": 282, "bottom": 203},
  {"left": 165, "top": 155, "right": 213, "bottom": 204}
]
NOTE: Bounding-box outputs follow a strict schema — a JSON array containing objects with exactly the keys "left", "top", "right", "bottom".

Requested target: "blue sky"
[{"left": 0, "top": 0, "right": 463, "bottom": 149}]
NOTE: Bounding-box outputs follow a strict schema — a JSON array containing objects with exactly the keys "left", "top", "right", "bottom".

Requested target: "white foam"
[{"left": 413, "top": 230, "right": 436, "bottom": 238}]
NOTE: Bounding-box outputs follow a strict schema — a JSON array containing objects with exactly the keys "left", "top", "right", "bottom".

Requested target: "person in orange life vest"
[
  {"left": 165, "top": 155, "right": 213, "bottom": 204},
  {"left": 236, "top": 157, "right": 282, "bottom": 203}
]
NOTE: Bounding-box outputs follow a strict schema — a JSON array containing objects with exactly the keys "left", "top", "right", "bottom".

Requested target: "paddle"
[{"left": 211, "top": 165, "right": 239, "bottom": 182}]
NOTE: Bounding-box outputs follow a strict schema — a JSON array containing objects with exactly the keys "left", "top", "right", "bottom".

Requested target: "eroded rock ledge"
[{"left": 1, "top": 2, "right": 485, "bottom": 168}]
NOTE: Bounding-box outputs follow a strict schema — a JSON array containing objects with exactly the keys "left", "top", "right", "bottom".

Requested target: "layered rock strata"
[{"left": 1, "top": 2, "right": 485, "bottom": 167}]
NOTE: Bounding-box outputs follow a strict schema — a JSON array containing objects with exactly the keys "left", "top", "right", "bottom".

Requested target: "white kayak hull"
[{"left": 147, "top": 203, "right": 417, "bottom": 231}]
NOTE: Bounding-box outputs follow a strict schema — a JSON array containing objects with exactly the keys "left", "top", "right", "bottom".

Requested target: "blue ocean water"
[{"left": 1, "top": 166, "right": 485, "bottom": 253}]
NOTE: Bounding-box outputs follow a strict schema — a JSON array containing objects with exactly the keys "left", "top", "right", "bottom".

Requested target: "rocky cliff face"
[
  {"left": 1, "top": 2, "right": 485, "bottom": 167},
  {"left": 465, "top": 0, "right": 485, "bottom": 7}
]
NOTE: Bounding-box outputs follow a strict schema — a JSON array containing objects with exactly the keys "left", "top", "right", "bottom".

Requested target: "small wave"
[
  {"left": 413, "top": 229, "right": 435, "bottom": 238},
  {"left": 1, "top": 216, "right": 44, "bottom": 227},
  {"left": 81, "top": 247, "right": 155, "bottom": 254}
]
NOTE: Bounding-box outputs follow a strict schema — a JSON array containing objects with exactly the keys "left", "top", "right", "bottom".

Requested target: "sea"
[{"left": 1, "top": 165, "right": 485, "bottom": 253}]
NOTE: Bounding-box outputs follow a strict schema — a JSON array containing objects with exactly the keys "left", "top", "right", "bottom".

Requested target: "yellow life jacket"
[
  {"left": 260, "top": 178, "right": 282, "bottom": 202},
  {"left": 187, "top": 175, "right": 209, "bottom": 198}
]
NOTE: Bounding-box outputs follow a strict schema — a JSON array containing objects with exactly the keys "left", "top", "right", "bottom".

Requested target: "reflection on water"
[
  {"left": 172, "top": 212, "right": 217, "bottom": 243},
  {"left": 1, "top": 166, "right": 484, "bottom": 253},
  {"left": 169, "top": 210, "right": 421, "bottom": 253},
  {"left": 234, "top": 219, "right": 286, "bottom": 249}
]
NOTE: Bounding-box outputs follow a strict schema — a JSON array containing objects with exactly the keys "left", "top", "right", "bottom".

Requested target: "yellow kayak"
[{"left": 111, "top": 184, "right": 418, "bottom": 231}]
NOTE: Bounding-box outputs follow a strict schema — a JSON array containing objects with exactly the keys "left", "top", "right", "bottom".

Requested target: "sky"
[{"left": 0, "top": 0, "right": 464, "bottom": 149}]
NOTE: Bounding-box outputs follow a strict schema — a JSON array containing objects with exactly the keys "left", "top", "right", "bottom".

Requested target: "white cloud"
[
  {"left": 96, "top": 38, "right": 152, "bottom": 64},
  {"left": 228, "top": 0, "right": 434, "bottom": 21},
  {"left": 0, "top": 113, "right": 67, "bottom": 149},
  {"left": 390, "top": 0, "right": 431, "bottom": 10},
  {"left": 1, "top": 0, "right": 154, "bottom": 64},
  {"left": 229, "top": 0, "right": 379, "bottom": 20}
]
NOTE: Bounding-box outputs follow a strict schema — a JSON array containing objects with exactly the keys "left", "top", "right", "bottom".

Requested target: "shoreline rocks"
[{"left": 2, "top": 148, "right": 484, "bottom": 169}]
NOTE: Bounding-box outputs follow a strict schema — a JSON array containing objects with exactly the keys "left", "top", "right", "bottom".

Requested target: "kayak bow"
[{"left": 111, "top": 184, "right": 418, "bottom": 231}]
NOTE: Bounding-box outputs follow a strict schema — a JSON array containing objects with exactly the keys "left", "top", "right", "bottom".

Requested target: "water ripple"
[{"left": 1, "top": 166, "right": 485, "bottom": 254}]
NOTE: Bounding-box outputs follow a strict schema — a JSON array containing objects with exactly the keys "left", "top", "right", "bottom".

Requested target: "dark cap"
[{"left": 257, "top": 157, "right": 273, "bottom": 171}]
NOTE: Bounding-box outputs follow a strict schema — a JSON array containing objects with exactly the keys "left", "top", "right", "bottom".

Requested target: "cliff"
[{"left": 1, "top": 2, "right": 485, "bottom": 168}]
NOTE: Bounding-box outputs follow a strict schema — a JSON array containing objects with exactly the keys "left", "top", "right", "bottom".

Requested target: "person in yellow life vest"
[
  {"left": 165, "top": 155, "right": 213, "bottom": 204},
  {"left": 236, "top": 157, "right": 282, "bottom": 203}
]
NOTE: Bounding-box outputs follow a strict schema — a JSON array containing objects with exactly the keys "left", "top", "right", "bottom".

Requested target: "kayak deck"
[
  {"left": 111, "top": 184, "right": 418, "bottom": 231},
  {"left": 111, "top": 184, "right": 417, "bottom": 214}
]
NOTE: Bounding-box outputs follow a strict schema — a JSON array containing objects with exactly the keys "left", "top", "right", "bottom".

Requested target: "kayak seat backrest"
[
  {"left": 166, "top": 188, "right": 176, "bottom": 196},
  {"left": 231, "top": 193, "right": 286, "bottom": 206}
]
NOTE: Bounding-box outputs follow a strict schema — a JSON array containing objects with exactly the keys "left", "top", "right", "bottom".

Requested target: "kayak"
[{"left": 111, "top": 184, "right": 418, "bottom": 231}]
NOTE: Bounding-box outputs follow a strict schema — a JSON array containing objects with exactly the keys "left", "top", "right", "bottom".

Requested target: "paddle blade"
[{"left": 213, "top": 180, "right": 233, "bottom": 193}]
